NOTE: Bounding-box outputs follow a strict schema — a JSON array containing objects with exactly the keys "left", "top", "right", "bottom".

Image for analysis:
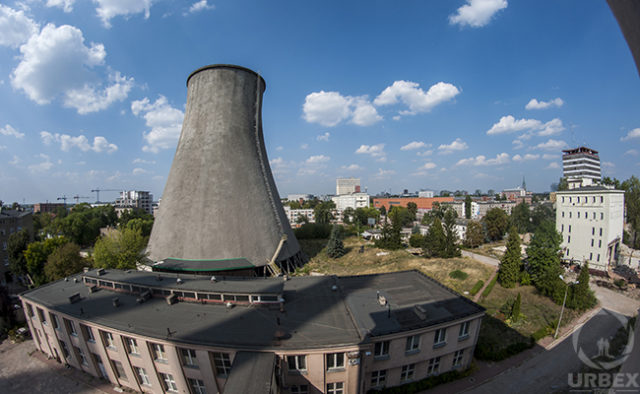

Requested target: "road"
[
  {"left": 593, "top": 284, "right": 640, "bottom": 317},
  {"left": 462, "top": 250, "right": 500, "bottom": 267}
]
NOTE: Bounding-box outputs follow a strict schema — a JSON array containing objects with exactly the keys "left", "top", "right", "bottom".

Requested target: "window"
[
  {"left": 181, "top": 348, "right": 198, "bottom": 368},
  {"left": 326, "top": 382, "right": 344, "bottom": 394},
  {"left": 287, "top": 355, "right": 307, "bottom": 372},
  {"left": 597, "top": 254, "right": 600, "bottom": 262},
  {"left": 152, "top": 343, "right": 167, "bottom": 362},
  {"left": 59, "top": 340, "right": 70, "bottom": 358},
  {"left": 434, "top": 328, "right": 446, "bottom": 347},
  {"left": 593, "top": 196, "right": 596, "bottom": 203},
  {"left": 160, "top": 373, "right": 178, "bottom": 392},
  {"left": 591, "top": 239, "right": 594, "bottom": 247},
  {"left": 371, "top": 370, "right": 387, "bottom": 387},
  {"left": 459, "top": 321, "right": 470, "bottom": 339},
  {"left": 26, "top": 304, "right": 34, "bottom": 317},
  {"left": 569, "top": 225, "right": 572, "bottom": 233},
  {"left": 126, "top": 338, "right": 139, "bottom": 355},
  {"left": 405, "top": 335, "right": 420, "bottom": 352},
  {"left": 453, "top": 349, "right": 464, "bottom": 367},
  {"left": 400, "top": 364, "right": 415, "bottom": 381},
  {"left": 291, "top": 385, "right": 309, "bottom": 394},
  {"left": 427, "top": 356, "right": 441, "bottom": 375},
  {"left": 37, "top": 308, "right": 47, "bottom": 324},
  {"left": 75, "top": 346, "right": 88, "bottom": 366},
  {"left": 81, "top": 325, "right": 95, "bottom": 342},
  {"left": 590, "top": 252, "right": 593, "bottom": 260},
  {"left": 213, "top": 352, "right": 231, "bottom": 376},
  {"left": 577, "top": 212, "right": 580, "bottom": 218},
  {"left": 561, "top": 224, "right": 564, "bottom": 232},
  {"left": 65, "top": 319, "right": 77, "bottom": 336},
  {"left": 585, "top": 211, "right": 588, "bottom": 220},
  {"left": 562, "top": 197, "right": 565, "bottom": 203},
  {"left": 188, "top": 378, "right": 207, "bottom": 394},
  {"left": 568, "top": 236, "right": 571, "bottom": 243},
  {"left": 599, "top": 228, "right": 603, "bottom": 236},
  {"left": 135, "top": 367, "right": 151, "bottom": 386},
  {"left": 52, "top": 314, "right": 60, "bottom": 330},
  {"left": 599, "top": 240, "right": 602, "bottom": 248},
  {"left": 601, "top": 212, "right": 604, "bottom": 220},
  {"left": 374, "top": 341, "right": 390, "bottom": 358},
  {"left": 601, "top": 196, "right": 604, "bottom": 203},
  {"left": 593, "top": 212, "right": 596, "bottom": 219},
  {"left": 567, "top": 248, "right": 570, "bottom": 256},
  {"left": 102, "top": 331, "right": 115, "bottom": 349},
  {"left": 111, "top": 360, "right": 127, "bottom": 381},
  {"left": 562, "top": 211, "right": 565, "bottom": 218},
  {"left": 326, "top": 352, "right": 344, "bottom": 369},
  {"left": 592, "top": 227, "right": 595, "bottom": 235},
  {"left": 569, "top": 212, "right": 572, "bottom": 218}
]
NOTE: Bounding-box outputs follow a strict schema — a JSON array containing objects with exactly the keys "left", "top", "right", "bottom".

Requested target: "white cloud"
[
  {"left": 94, "top": 0, "right": 152, "bottom": 28},
  {"left": 0, "top": 124, "right": 25, "bottom": 138},
  {"left": 40, "top": 131, "right": 118, "bottom": 153},
  {"left": 419, "top": 162, "right": 437, "bottom": 170},
  {"left": 63, "top": 72, "right": 134, "bottom": 114},
  {"left": 188, "top": 0, "right": 214, "bottom": 14},
  {"left": 602, "top": 161, "right": 615, "bottom": 168},
  {"left": 545, "top": 162, "right": 560, "bottom": 169},
  {"left": 449, "top": 0, "right": 507, "bottom": 28},
  {"left": 624, "top": 149, "right": 638, "bottom": 156},
  {"left": 374, "top": 81, "right": 460, "bottom": 115},
  {"left": 537, "top": 118, "right": 565, "bottom": 136},
  {"left": 132, "top": 167, "right": 149, "bottom": 175},
  {"left": 302, "top": 91, "right": 381, "bottom": 127},
  {"left": 9, "top": 155, "right": 20, "bottom": 165},
  {"left": 487, "top": 115, "right": 541, "bottom": 135},
  {"left": 276, "top": 146, "right": 284, "bottom": 151},
  {"left": 46, "top": 0, "right": 75, "bottom": 13},
  {"left": 438, "top": 138, "right": 468, "bottom": 154},
  {"left": 621, "top": 128, "right": 640, "bottom": 141},
  {"left": 341, "top": 164, "right": 363, "bottom": 171},
  {"left": 417, "top": 150, "right": 434, "bottom": 157},
  {"left": 0, "top": 5, "right": 38, "bottom": 48},
  {"left": 300, "top": 143, "right": 309, "bottom": 150},
  {"left": 316, "top": 132, "right": 330, "bottom": 142},
  {"left": 374, "top": 168, "right": 396, "bottom": 179},
  {"left": 132, "top": 158, "right": 156, "bottom": 164},
  {"left": 131, "top": 96, "right": 184, "bottom": 153},
  {"left": 305, "top": 155, "right": 330, "bottom": 165},
  {"left": 512, "top": 153, "right": 539, "bottom": 162},
  {"left": 355, "top": 144, "right": 385, "bottom": 158},
  {"left": 28, "top": 154, "right": 54, "bottom": 173},
  {"left": 534, "top": 139, "right": 567, "bottom": 151},
  {"left": 525, "top": 97, "right": 564, "bottom": 110},
  {"left": 456, "top": 152, "right": 510, "bottom": 166},
  {"left": 400, "top": 141, "right": 430, "bottom": 151},
  {"left": 269, "top": 157, "right": 285, "bottom": 167}
]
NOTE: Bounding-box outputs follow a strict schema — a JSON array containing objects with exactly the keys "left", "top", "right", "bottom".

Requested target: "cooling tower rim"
[{"left": 186, "top": 64, "right": 266, "bottom": 88}]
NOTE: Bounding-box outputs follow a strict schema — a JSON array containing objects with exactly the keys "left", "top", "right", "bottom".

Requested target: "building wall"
[
  {"left": 476, "top": 201, "right": 516, "bottom": 218},
  {"left": 336, "top": 178, "right": 360, "bottom": 196},
  {"left": 331, "top": 193, "right": 370, "bottom": 211},
  {"left": 33, "top": 203, "right": 66, "bottom": 213},
  {"left": 373, "top": 197, "right": 454, "bottom": 212},
  {"left": 555, "top": 189, "right": 624, "bottom": 271}
]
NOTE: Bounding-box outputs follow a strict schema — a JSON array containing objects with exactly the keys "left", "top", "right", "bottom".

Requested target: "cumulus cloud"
[
  {"left": 355, "top": 144, "right": 386, "bottom": 160},
  {"left": 0, "top": 4, "right": 38, "bottom": 48},
  {"left": 131, "top": 96, "right": 184, "bottom": 153},
  {"left": 341, "top": 164, "right": 363, "bottom": 171},
  {"left": 1, "top": 124, "right": 25, "bottom": 138},
  {"left": 374, "top": 168, "right": 396, "bottom": 179},
  {"left": 449, "top": 0, "right": 508, "bottom": 28},
  {"left": 188, "top": 0, "right": 214, "bottom": 14},
  {"left": 46, "top": 0, "right": 76, "bottom": 13},
  {"left": 512, "top": 153, "right": 539, "bottom": 162},
  {"left": 417, "top": 150, "right": 434, "bottom": 157},
  {"left": 28, "top": 154, "right": 54, "bottom": 173},
  {"left": 534, "top": 139, "right": 567, "bottom": 151},
  {"left": 438, "top": 138, "right": 468, "bottom": 154},
  {"left": 546, "top": 162, "right": 560, "bottom": 169},
  {"left": 316, "top": 132, "right": 330, "bottom": 142},
  {"left": 456, "top": 152, "right": 510, "bottom": 166},
  {"left": 401, "top": 141, "right": 430, "bottom": 151},
  {"left": 621, "top": 128, "right": 640, "bottom": 141},
  {"left": 302, "top": 91, "right": 381, "bottom": 127},
  {"left": 132, "top": 167, "right": 149, "bottom": 175},
  {"left": 537, "top": 118, "right": 565, "bottom": 136},
  {"left": 419, "top": 162, "right": 437, "bottom": 170},
  {"left": 525, "top": 97, "right": 564, "bottom": 110},
  {"left": 64, "top": 72, "right": 134, "bottom": 114},
  {"left": 487, "top": 115, "right": 541, "bottom": 135},
  {"left": 374, "top": 81, "right": 460, "bottom": 115},
  {"left": 624, "top": 149, "right": 638, "bottom": 156},
  {"left": 133, "top": 158, "right": 156, "bottom": 164},
  {"left": 305, "top": 155, "right": 330, "bottom": 165},
  {"left": 94, "top": 0, "right": 152, "bottom": 28},
  {"left": 40, "top": 131, "right": 118, "bottom": 153}
]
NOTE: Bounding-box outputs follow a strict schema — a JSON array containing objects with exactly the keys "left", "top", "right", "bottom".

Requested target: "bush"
[
  {"left": 532, "top": 326, "right": 554, "bottom": 341},
  {"left": 293, "top": 223, "right": 332, "bottom": 239},
  {"left": 470, "top": 280, "right": 484, "bottom": 296},
  {"left": 519, "top": 271, "right": 531, "bottom": 286},
  {"left": 614, "top": 279, "right": 627, "bottom": 290},
  {"left": 481, "top": 275, "right": 498, "bottom": 298},
  {"left": 409, "top": 233, "right": 424, "bottom": 248},
  {"left": 367, "top": 366, "right": 474, "bottom": 394},
  {"left": 449, "top": 270, "right": 469, "bottom": 280}
]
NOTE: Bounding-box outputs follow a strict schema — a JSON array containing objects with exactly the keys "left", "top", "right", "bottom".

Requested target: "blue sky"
[{"left": 1, "top": 0, "right": 639, "bottom": 203}]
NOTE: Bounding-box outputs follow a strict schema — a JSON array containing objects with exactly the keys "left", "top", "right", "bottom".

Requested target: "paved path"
[
  {"left": 593, "top": 284, "right": 640, "bottom": 317},
  {"left": 462, "top": 250, "right": 500, "bottom": 267}
]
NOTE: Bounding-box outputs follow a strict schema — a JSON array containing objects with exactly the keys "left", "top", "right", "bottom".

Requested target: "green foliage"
[
  {"left": 530, "top": 204, "right": 554, "bottom": 229},
  {"left": 464, "top": 195, "right": 472, "bottom": 219},
  {"left": 368, "top": 367, "right": 473, "bottom": 394},
  {"left": 464, "top": 220, "right": 484, "bottom": 248},
  {"left": 442, "top": 209, "right": 461, "bottom": 258},
  {"left": 532, "top": 326, "right": 554, "bottom": 341},
  {"left": 481, "top": 275, "right": 498, "bottom": 298},
  {"left": 422, "top": 218, "right": 445, "bottom": 257},
  {"left": 470, "top": 280, "right": 484, "bottom": 295},
  {"left": 519, "top": 271, "right": 531, "bottom": 286},
  {"left": 379, "top": 205, "right": 386, "bottom": 216},
  {"left": 118, "top": 208, "right": 154, "bottom": 236},
  {"left": 409, "top": 233, "right": 424, "bottom": 248},
  {"left": 375, "top": 212, "right": 403, "bottom": 250},
  {"left": 44, "top": 243, "right": 88, "bottom": 282},
  {"left": 326, "top": 225, "right": 346, "bottom": 259},
  {"left": 353, "top": 207, "right": 380, "bottom": 226},
  {"left": 406, "top": 202, "right": 418, "bottom": 222},
  {"left": 341, "top": 207, "right": 355, "bottom": 224},
  {"left": 7, "top": 229, "right": 30, "bottom": 277},
  {"left": 313, "top": 201, "right": 335, "bottom": 224},
  {"left": 44, "top": 204, "right": 118, "bottom": 246},
  {"left": 510, "top": 202, "right": 530, "bottom": 233},
  {"left": 294, "top": 223, "right": 332, "bottom": 239},
  {"left": 614, "top": 278, "right": 627, "bottom": 289},
  {"left": 24, "top": 237, "right": 70, "bottom": 286},
  {"left": 449, "top": 270, "right": 468, "bottom": 280},
  {"left": 527, "top": 220, "right": 563, "bottom": 299},
  {"left": 622, "top": 176, "right": 640, "bottom": 248},
  {"left": 475, "top": 317, "right": 534, "bottom": 361},
  {"left": 388, "top": 206, "right": 414, "bottom": 227},
  {"left": 567, "top": 263, "right": 597, "bottom": 310},
  {"left": 482, "top": 208, "right": 509, "bottom": 242},
  {"left": 512, "top": 293, "right": 522, "bottom": 322},
  {"left": 498, "top": 227, "right": 521, "bottom": 288},
  {"left": 92, "top": 228, "right": 147, "bottom": 270}
]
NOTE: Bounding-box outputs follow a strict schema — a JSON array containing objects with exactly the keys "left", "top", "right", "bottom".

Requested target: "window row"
[
  {"left": 287, "top": 352, "right": 345, "bottom": 372},
  {"left": 370, "top": 349, "right": 466, "bottom": 388},
  {"left": 374, "top": 322, "right": 470, "bottom": 358},
  {"left": 561, "top": 196, "right": 604, "bottom": 204},
  {"left": 561, "top": 211, "right": 604, "bottom": 221}
]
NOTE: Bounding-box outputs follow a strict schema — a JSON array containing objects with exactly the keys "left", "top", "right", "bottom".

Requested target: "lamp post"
[{"left": 554, "top": 274, "right": 579, "bottom": 339}]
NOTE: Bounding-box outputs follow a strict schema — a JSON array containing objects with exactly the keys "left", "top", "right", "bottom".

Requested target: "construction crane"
[
  {"left": 73, "top": 195, "right": 91, "bottom": 204},
  {"left": 57, "top": 195, "right": 68, "bottom": 205},
  {"left": 91, "top": 188, "right": 122, "bottom": 203}
]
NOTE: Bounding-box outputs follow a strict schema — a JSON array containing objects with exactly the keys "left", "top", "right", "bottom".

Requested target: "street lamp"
[{"left": 554, "top": 274, "right": 579, "bottom": 339}]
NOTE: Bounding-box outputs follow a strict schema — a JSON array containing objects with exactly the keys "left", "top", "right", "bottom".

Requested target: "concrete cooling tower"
[{"left": 147, "top": 65, "right": 305, "bottom": 276}]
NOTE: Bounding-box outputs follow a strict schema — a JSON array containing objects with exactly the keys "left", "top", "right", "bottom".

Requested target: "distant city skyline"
[{"left": 1, "top": 0, "right": 639, "bottom": 203}]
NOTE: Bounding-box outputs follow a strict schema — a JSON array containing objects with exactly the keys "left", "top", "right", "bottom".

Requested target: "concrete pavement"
[{"left": 462, "top": 250, "right": 500, "bottom": 267}]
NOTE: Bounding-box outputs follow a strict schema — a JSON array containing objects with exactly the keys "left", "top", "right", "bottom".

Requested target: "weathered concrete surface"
[
  {"left": 147, "top": 65, "right": 302, "bottom": 269},
  {"left": 461, "top": 250, "right": 500, "bottom": 267}
]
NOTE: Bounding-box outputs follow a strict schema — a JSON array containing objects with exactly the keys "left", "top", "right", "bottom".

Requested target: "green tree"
[
  {"left": 442, "top": 209, "right": 461, "bottom": 258},
  {"left": 423, "top": 218, "right": 445, "bottom": 257},
  {"left": 622, "top": 176, "right": 640, "bottom": 248},
  {"left": 602, "top": 176, "right": 621, "bottom": 189},
  {"left": 314, "top": 201, "right": 335, "bottom": 225},
  {"left": 342, "top": 207, "right": 355, "bottom": 224},
  {"left": 482, "top": 208, "right": 509, "bottom": 242},
  {"left": 464, "top": 220, "right": 484, "bottom": 248},
  {"left": 530, "top": 204, "right": 554, "bottom": 229},
  {"left": 512, "top": 293, "right": 521, "bottom": 322},
  {"left": 510, "top": 202, "right": 530, "bottom": 233},
  {"left": 354, "top": 207, "right": 379, "bottom": 226},
  {"left": 44, "top": 243, "right": 88, "bottom": 282},
  {"left": 526, "top": 220, "right": 564, "bottom": 300},
  {"left": 464, "top": 195, "right": 472, "bottom": 219},
  {"left": 406, "top": 202, "right": 418, "bottom": 222},
  {"left": 498, "top": 227, "right": 521, "bottom": 288},
  {"left": 568, "top": 262, "right": 597, "bottom": 310},
  {"left": 326, "top": 225, "right": 346, "bottom": 258},
  {"left": 409, "top": 233, "right": 424, "bottom": 247},
  {"left": 7, "top": 229, "right": 30, "bottom": 277},
  {"left": 124, "top": 217, "right": 154, "bottom": 237},
  {"left": 24, "top": 237, "right": 70, "bottom": 286},
  {"left": 375, "top": 209, "right": 403, "bottom": 250},
  {"left": 379, "top": 205, "right": 387, "bottom": 216},
  {"left": 556, "top": 177, "right": 569, "bottom": 191},
  {"left": 93, "top": 228, "right": 147, "bottom": 270}
]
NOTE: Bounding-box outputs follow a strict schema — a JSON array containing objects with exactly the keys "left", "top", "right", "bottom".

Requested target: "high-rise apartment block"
[
  {"left": 562, "top": 147, "right": 601, "bottom": 189},
  {"left": 336, "top": 178, "right": 361, "bottom": 195},
  {"left": 115, "top": 191, "right": 154, "bottom": 215}
]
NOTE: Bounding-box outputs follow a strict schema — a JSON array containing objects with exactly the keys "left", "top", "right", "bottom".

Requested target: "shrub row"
[
  {"left": 367, "top": 366, "right": 474, "bottom": 394},
  {"left": 470, "top": 280, "right": 484, "bottom": 296},
  {"left": 293, "top": 223, "right": 332, "bottom": 239},
  {"left": 481, "top": 275, "right": 498, "bottom": 298}
]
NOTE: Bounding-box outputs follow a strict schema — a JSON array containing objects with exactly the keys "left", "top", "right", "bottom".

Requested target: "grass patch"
[
  {"left": 470, "top": 280, "right": 484, "bottom": 296},
  {"left": 449, "top": 270, "right": 469, "bottom": 280}
]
